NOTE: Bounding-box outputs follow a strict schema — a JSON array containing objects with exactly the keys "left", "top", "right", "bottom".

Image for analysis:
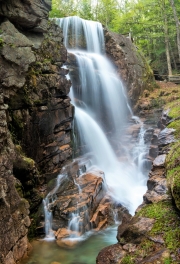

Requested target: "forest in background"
[{"left": 50, "top": 0, "right": 180, "bottom": 77}]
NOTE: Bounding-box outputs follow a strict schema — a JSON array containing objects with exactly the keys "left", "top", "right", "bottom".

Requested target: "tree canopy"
[{"left": 50, "top": 0, "right": 180, "bottom": 75}]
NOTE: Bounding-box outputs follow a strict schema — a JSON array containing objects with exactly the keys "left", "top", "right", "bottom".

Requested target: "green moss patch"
[
  {"left": 120, "top": 200, "right": 179, "bottom": 263},
  {"left": 121, "top": 255, "right": 134, "bottom": 264},
  {"left": 167, "top": 103, "right": 180, "bottom": 119},
  {"left": 137, "top": 201, "right": 180, "bottom": 253},
  {"left": 168, "top": 121, "right": 180, "bottom": 139},
  {"left": 166, "top": 142, "right": 180, "bottom": 170}
]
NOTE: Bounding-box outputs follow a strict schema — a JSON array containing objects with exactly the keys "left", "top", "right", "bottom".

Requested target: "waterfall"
[
  {"left": 43, "top": 174, "right": 66, "bottom": 239},
  {"left": 43, "top": 196, "right": 54, "bottom": 239},
  {"left": 53, "top": 16, "right": 149, "bottom": 215}
]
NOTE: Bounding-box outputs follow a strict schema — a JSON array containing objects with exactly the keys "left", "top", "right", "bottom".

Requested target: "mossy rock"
[
  {"left": 118, "top": 201, "right": 179, "bottom": 262},
  {"left": 168, "top": 120, "right": 180, "bottom": 139},
  {"left": 28, "top": 202, "right": 45, "bottom": 240},
  {"left": 164, "top": 93, "right": 180, "bottom": 211},
  {"left": 15, "top": 178, "right": 24, "bottom": 198},
  {"left": 14, "top": 154, "right": 35, "bottom": 171},
  {"left": 13, "top": 145, "right": 36, "bottom": 184},
  {"left": 137, "top": 201, "right": 180, "bottom": 253},
  {"left": 18, "top": 198, "right": 30, "bottom": 216},
  {"left": 166, "top": 118, "right": 180, "bottom": 211}
]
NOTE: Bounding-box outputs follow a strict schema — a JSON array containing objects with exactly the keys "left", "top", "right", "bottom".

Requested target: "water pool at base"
[{"left": 22, "top": 227, "right": 118, "bottom": 264}]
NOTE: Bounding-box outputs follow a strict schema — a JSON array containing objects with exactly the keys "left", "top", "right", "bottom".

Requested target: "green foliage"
[
  {"left": 79, "top": 0, "right": 94, "bottom": 20},
  {"left": 121, "top": 255, "right": 134, "bottom": 264},
  {"left": 164, "top": 258, "right": 172, "bottom": 264},
  {"left": 0, "top": 37, "right": 4, "bottom": 47},
  {"left": 50, "top": 0, "right": 180, "bottom": 74},
  {"left": 168, "top": 120, "right": 180, "bottom": 138},
  {"left": 166, "top": 142, "right": 180, "bottom": 210},
  {"left": 50, "top": 0, "right": 79, "bottom": 18}
]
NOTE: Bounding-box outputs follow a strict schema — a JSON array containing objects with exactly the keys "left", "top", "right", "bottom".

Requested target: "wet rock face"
[
  {"left": 39, "top": 159, "right": 130, "bottom": 245},
  {"left": 104, "top": 30, "right": 155, "bottom": 106}
]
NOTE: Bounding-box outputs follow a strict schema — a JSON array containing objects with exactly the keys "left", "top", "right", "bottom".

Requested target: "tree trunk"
[
  {"left": 169, "top": 0, "right": 180, "bottom": 61},
  {"left": 161, "top": 0, "right": 172, "bottom": 76},
  {"left": 169, "top": 42, "right": 177, "bottom": 70}
]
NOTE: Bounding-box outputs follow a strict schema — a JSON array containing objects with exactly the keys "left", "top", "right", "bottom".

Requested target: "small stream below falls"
[{"left": 22, "top": 227, "right": 117, "bottom": 264}]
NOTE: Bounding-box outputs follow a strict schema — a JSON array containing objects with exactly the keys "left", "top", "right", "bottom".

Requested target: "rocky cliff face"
[
  {"left": 0, "top": 1, "right": 74, "bottom": 263},
  {"left": 105, "top": 31, "right": 155, "bottom": 106}
]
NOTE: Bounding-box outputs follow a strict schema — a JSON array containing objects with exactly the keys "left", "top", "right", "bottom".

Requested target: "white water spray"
[
  {"left": 43, "top": 174, "right": 65, "bottom": 238},
  {"left": 53, "top": 16, "right": 149, "bottom": 215}
]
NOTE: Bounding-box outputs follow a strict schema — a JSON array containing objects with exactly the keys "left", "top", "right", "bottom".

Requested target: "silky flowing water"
[
  {"left": 22, "top": 227, "right": 117, "bottom": 264},
  {"left": 55, "top": 16, "right": 148, "bottom": 215},
  {"left": 21, "top": 16, "right": 157, "bottom": 263}
]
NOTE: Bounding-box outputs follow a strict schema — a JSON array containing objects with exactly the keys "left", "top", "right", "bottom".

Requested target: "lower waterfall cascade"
[{"left": 42, "top": 16, "right": 151, "bottom": 241}]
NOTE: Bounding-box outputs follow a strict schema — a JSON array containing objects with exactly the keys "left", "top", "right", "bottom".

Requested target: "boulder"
[
  {"left": 96, "top": 244, "right": 126, "bottom": 264},
  {"left": 158, "top": 128, "right": 176, "bottom": 148},
  {"left": 117, "top": 217, "right": 155, "bottom": 245},
  {"left": 153, "top": 154, "right": 166, "bottom": 167},
  {"left": 105, "top": 30, "right": 155, "bottom": 106}
]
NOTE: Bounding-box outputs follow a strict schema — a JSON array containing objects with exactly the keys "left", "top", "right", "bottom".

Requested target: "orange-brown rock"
[{"left": 39, "top": 158, "right": 130, "bottom": 245}]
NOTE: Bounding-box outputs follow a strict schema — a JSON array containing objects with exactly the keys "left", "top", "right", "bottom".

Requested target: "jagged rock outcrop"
[{"left": 105, "top": 31, "right": 155, "bottom": 106}]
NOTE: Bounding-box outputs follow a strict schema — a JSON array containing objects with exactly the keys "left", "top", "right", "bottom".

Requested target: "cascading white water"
[
  {"left": 54, "top": 16, "right": 149, "bottom": 215},
  {"left": 55, "top": 16, "right": 104, "bottom": 53},
  {"left": 43, "top": 196, "right": 54, "bottom": 238},
  {"left": 43, "top": 174, "right": 65, "bottom": 239}
]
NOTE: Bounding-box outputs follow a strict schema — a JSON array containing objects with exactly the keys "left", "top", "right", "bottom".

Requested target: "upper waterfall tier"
[{"left": 55, "top": 16, "right": 105, "bottom": 53}]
